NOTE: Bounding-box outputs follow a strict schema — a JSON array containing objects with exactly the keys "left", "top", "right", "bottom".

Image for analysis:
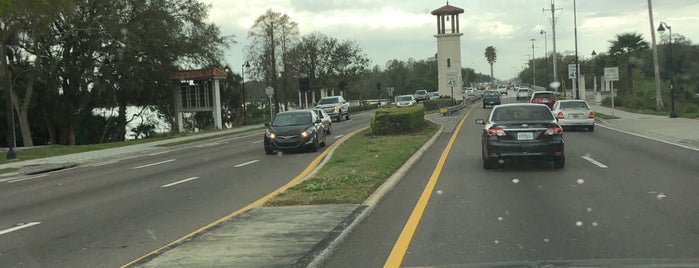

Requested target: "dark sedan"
[
  {"left": 264, "top": 110, "right": 327, "bottom": 154},
  {"left": 475, "top": 103, "right": 565, "bottom": 169}
]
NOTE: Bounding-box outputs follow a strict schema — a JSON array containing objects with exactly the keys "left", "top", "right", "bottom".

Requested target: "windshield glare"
[{"left": 272, "top": 113, "right": 311, "bottom": 126}]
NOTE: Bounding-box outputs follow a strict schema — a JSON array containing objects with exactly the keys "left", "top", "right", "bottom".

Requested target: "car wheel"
[
  {"left": 482, "top": 150, "right": 497, "bottom": 169},
  {"left": 482, "top": 104, "right": 487, "bottom": 109},
  {"left": 337, "top": 110, "right": 342, "bottom": 121},
  {"left": 345, "top": 111, "right": 350, "bottom": 120},
  {"left": 264, "top": 145, "right": 274, "bottom": 155},
  {"left": 587, "top": 125, "right": 594, "bottom": 132},
  {"left": 326, "top": 123, "right": 332, "bottom": 134},
  {"left": 553, "top": 155, "right": 565, "bottom": 169},
  {"left": 321, "top": 132, "right": 327, "bottom": 147},
  {"left": 310, "top": 134, "right": 319, "bottom": 152}
]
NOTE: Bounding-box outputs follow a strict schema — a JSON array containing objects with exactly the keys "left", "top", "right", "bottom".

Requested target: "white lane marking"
[
  {"left": 235, "top": 160, "right": 259, "bottom": 168},
  {"left": 252, "top": 140, "right": 263, "bottom": 144},
  {"left": 149, "top": 150, "right": 171, "bottom": 156},
  {"left": 132, "top": 159, "right": 176, "bottom": 169},
  {"left": 6, "top": 174, "right": 48, "bottom": 184},
  {"left": 91, "top": 160, "right": 119, "bottom": 167},
  {"left": 0, "top": 222, "right": 41, "bottom": 236},
  {"left": 581, "top": 155, "right": 608, "bottom": 168},
  {"left": 597, "top": 123, "right": 699, "bottom": 152},
  {"left": 161, "top": 177, "right": 200, "bottom": 188},
  {"left": 334, "top": 135, "right": 344, "bottom": 138}
]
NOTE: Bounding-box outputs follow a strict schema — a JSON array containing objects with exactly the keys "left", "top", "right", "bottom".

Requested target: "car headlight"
[
  {"left": 333, "top": 106, "right": 339, "bottom": 113},
  {"left": 266, "top": 130, "right": 276, "bottom": 139},
  {"left": 300, "top": 127, "right": 314, "bottom": 139}
]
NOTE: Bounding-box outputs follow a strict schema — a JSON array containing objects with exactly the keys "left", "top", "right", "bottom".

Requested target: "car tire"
[
  {"left": 483, "top": 104, "right": 487, "bottom": 109},
  {"left": 345, "top": 111, "right": 350, "bottom": 120},
  {"left": 553, "top": 155, "right": 565, "bottom": 169},
  {"left": 482, "top": 151, "right": 497, "bottom": 169},
  {"left": 320, "top": 132, "right": 327, "bottom": 147},
  {"left": 264, "top": 145, "right": 274, "bottom": 155},
  {"left": 310, "top": 134, "right": 319, "bottom": 152},
  {"left": 587, "top": 125, "right": 594, "bottom": 132},
  {"left": 326, "top": 123, "right": 331, "bottom": 134},
  {"left": 337, "top": 110, "right": 343, "bottom": 122}
]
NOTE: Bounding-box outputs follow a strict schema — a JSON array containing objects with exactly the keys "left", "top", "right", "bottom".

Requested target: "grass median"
[{"left": 265, "top": 121, "right": 439, "bottom": 206}]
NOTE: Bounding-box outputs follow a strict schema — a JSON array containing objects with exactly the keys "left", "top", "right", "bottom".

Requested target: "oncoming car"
[
  {"left": 395, "top": 95, "right": 417, "bottom": 107},
  {"left": 264, "top": 110, "right": 327, "bottom": 154},
  {"left": 475, "top": 103, "right": 565, "bottom": 169}
]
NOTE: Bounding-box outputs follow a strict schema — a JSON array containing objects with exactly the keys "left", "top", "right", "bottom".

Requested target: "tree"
[
  {"left": 246, "top": 9, "right": 299, "bottom": 114},
  {"left": 484, "top": 46, "right": 497, "bottom": 83},
  {"left": 608, "top": 32, "right": 650, "bottom": 95}
]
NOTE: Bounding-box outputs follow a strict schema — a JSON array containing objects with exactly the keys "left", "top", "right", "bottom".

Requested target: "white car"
[
  {"left": 496, "top": 86, "right": 508, "bottom": 95},
  {"left": 395, "top": 95, "right": 417, "bottom": 107},
  {"left": 551, "top": 100, "right": 595, "bottom": 131}
]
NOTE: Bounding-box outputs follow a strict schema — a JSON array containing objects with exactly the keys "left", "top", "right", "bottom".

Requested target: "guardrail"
[{"left": 440, "top": 95, "right": 482, "bottom": 116}]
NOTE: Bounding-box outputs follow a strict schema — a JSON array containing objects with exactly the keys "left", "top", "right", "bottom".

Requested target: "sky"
[{"left": 200, "top": 0, "right": 699, "bottom": 81}]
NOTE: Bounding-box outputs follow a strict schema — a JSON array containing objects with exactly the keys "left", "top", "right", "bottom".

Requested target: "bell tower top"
[{"left": 431, "top": 3, "right": 464, "bottom": 34}]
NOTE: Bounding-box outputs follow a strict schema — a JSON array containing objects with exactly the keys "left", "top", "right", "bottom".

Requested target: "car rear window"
[
  {"left": 484, "top": 91, "right": 499, "bottom": 96},
  {"left": 560, "top": 101, "right": 589, "bottom": 109},
  {"left": 492, "top": 106, "right": 554, "bottom": 121},
  {"left": 533, "top": 92, "right": 555, "bottom": 99}
]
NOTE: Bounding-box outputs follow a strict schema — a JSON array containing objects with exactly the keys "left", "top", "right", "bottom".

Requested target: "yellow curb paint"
[
  {"left": 120, "top": 127, "right": 366, "bottom": 268},
  {"left": 383, "top": 107, "right": 475, "bottom": 268}
]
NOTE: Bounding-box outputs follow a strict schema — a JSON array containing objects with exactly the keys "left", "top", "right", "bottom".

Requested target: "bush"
[
  {"left": 351, "top": 104, "right": 379, "bottom": 113},
  {"left": 370, "top": 106, "right": 425, "bottom": 135}
]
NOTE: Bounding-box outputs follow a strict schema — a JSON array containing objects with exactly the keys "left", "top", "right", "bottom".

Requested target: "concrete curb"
[{"left": 298, "top": 121, "right": 446, "bottom": 268}]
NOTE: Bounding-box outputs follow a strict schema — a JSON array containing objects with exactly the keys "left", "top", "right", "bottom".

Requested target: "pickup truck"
[{"left": 315, "top": 96, "right": 350, "bottom": 122}]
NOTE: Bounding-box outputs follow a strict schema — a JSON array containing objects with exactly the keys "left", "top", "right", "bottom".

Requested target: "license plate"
[
  {"left": 517, "top": 132, "right": 534, "bottom": 140},
  {"left": 572, "top": 114, "right": 581, "bottom": 118}
]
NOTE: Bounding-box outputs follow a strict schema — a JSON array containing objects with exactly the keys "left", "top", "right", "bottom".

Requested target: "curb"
[{"left": 297, "top": 120, "right": 446, "bottom": 268}]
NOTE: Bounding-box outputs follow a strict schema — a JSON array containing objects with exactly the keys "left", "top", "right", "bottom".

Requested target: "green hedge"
[
  {"left": 370, "top": 106, "right": 425, "bottom": 135},
  {"left": 422, "top": 99, "right": 454, "bottom": 111},
  {"left": 351, "top": 104, "right": 379, "bottom": 113}
]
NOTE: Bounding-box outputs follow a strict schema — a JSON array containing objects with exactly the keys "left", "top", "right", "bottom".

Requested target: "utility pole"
[
  {"left": 573, "top": 0, "right": 580, "bottom": 99},
  {"left": 531, "top": 39, "right": 536, "bottom": 86},
  {"left": 544, "top": 0, "right": 562, "bottom": 91}
]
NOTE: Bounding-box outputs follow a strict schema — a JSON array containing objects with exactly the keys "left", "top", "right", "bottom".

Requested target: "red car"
[{"left": 529, "top": 91, "right": 557, "bottom": 108}]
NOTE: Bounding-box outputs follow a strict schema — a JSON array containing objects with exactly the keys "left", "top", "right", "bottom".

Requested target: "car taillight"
[
  {"left": 588, "top": 111, "right": 594, "bottom": 118},
  {"left": 487, "top": 127, "right": 506, "bottom": 137},
  {"left": 545, "top": 126, "right": 564, "bottom": 136},
  {"left": 557, "top": 111, "right": 564, "bottom": 119}
]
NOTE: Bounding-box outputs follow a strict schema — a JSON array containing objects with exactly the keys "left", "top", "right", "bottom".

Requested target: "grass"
[
  {"left": 0, "top": 168, "right": 19, "bottom": 175},
  {"left": 0, "top": 126, "right": 262, "bottom": 165},
  {"left": 594, "top": 112, "right": 620, "bottom": 120},
  {"left": 265, "top": 121, "right": 439, "bottom": 206}
]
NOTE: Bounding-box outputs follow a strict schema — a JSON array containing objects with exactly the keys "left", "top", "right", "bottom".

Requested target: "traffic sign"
[
  {"left": 568, "top": 64, "right": 579, "bottom": 79},
  {"left": 446, "top": 73, "right": 458, "bottom": 87},
  {"left": 265, "top": 86, "right": 274, "bottom": 98},
  {"left": 604, "top": 67, "right": 619, "bottom": 81}
]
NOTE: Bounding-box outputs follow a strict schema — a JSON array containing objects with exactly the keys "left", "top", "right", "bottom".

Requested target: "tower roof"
[{"left": 431, "top": 4, "right": 464, "bottom": 15}]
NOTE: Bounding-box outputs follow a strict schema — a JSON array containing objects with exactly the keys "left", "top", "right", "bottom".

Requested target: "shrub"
[
  {"left": 351, "top": 104, "right": 379, "bottom": 113},
  {"left": 370, "top": 106, "right": 425, "bottom": 135},
  {"left": 422, "top": 99, "right": 455, "bottom": 111}
]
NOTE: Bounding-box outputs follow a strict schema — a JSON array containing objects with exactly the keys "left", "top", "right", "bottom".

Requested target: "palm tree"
[
  {"left": 608, "top": 32, "right": 649, "bottom": 95},
  {"left": 484, "top": 46, "right": 497, "bottom": 84}
]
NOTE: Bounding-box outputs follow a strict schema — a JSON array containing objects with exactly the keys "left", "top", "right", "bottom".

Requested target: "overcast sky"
[{"left": 201, "top": 0, "right": 699, "bottom": 81}]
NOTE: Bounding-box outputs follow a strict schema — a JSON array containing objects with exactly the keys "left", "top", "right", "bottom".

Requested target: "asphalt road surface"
[
  {"left": 323, "top": 93, "right": 699, "bottom": 267},
  {"left": 0, "top": 111, "right": 371, "bottom": 268}
]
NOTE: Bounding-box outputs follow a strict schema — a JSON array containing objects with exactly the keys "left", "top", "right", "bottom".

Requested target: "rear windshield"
[
  {"left": 533, "top": 92, "right": 555, "bottom": 99},
  {"left": 484, "top": 91, "right": 500, "bottom": 96},
  {"left": 492, "top": 106, "right": 554, "bottom": 121},
  {"left": 560, "top": 101, "right": 589, "bottom": 109}
]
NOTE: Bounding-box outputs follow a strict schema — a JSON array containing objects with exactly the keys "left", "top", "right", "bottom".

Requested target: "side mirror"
[
  {"left": 475, "top": 119, "right": 485, "bottom": 125},
  {"left": 264, "top": 122, "right": 270, "bottom": 127}
]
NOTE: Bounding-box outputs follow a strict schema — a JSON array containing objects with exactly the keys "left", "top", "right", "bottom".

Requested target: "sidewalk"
[
  {"left": 589, "top": 104, "right": 699, "bottom": 150},
  {"left": 0, "top": 125, "right": 263, "bottom": 175}
]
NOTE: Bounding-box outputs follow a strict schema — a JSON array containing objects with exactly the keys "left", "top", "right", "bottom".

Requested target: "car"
[
  {"left": 475, "top": 103, "right": 565, "bottom": 169},
  {"left": 496, "top": 86, "right": 508, "bottom": 95},
  {"left": 482, "top": 90, "right": 501, "bottom": 108},
  {"left": 312, "top": 108, "right": 332, "bottom": 134},
  {"left": 395, "top": 95, "right": 417, "bottom": 107},
  {"left": 263, "top": 110, "right": 327, "bottom": 154},
  {"left": 429, "top": 91, "right": 440, "bottom": 100},
  {"left": 414, "top": 89, "right": 429, "bottom": 102},
  {"left": 515, "top": 88, "right": 532, "bottom": 100},
  {"left": 529, "top": 91, "right": 557, "bottom": 108},
  {"left": 315, "top": 96, "right": 350, "bottom": 122},
  {"left": 551, "top": 100, "right": 595, "bottom": 131}
]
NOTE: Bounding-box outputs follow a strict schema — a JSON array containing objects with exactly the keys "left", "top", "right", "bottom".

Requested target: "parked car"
[
  {"left": 482, "top": 90, "right": 501, "bottom": 108},
  {"left": 551, "top": 100, "right": 595, "bottom": 131},
  {"left": 315, "top": 96, "right": 349, "bottom": 122},
  {"left": 515, "top": 88, "right": 532, "bottom": 101},
  {"left": 429, "top": 91, "right": 441, "bottom": 100},
  {"left": 475, "top": 103, "right": 565, "bottom": 169},
  {"left": 414, "top": 89, "right": 429, "bottom": 102},
  {"left": 312, "top": 108, "right": 332, "bottom": 134},
  {"left": 395, "top": 95, "right": 417, "bottom": 107},
  {"left": 263, "top": 110, "right": 327, "bottom": 154},
  {"left": 529, "top": 91, "right": 557, "bottom": 108}
]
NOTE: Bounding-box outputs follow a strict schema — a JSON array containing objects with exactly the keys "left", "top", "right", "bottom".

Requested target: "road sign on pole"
[
  {"left": 568, "top": 64, "right": 579, "bottom": 79},
  {"left": 604, "top": 67, "right": 619, "bottom": 81}
]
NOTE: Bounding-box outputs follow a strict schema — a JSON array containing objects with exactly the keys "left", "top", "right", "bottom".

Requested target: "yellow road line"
[
  {"left": 383, "top": 107, "right": 474, "bottom": 268},
  {"left": 120, "top": 128, "right": 365, "bottom": 268}
]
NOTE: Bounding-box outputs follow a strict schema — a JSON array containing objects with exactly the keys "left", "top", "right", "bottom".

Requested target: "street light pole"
[
  {"left": 540, "top": 30, "right": 548, "bottom": 86},
  {"left": 241, "top": 61, "right": 250, "bottom": 125},
  {"left": 4, "top": 39, "right": 17, "bottom": 159},
  {"left": 573, "top": 0, "right": 580, "bottom": 100},
  {"left": 658, "top": 22, "right": 677, "bottom": 118},
  {"left": 531, "top": 38, "right": 536, "bottom": 87}
]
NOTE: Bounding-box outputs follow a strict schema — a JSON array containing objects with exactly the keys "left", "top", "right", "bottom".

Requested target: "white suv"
[{"left": 315, "top": 96, "right": 350, "bottom": 122}]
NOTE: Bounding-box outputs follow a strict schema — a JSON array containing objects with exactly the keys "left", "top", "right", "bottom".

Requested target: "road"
[
  {"left": 323, "top": 92, "right": 699, "bottom": 267},
  {"left": 0, "top": 111, "right": 371, "bottom": 268}
]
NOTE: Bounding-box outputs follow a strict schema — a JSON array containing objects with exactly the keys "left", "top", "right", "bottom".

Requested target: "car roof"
[
  {"left": 556, "top": 99, "right": 587, "bottom": 103},
  {"left": 493, "top": 103, "right": 549, "bottom": 108},
  {"left": 277, "top": 110, "right": 313, "bottom": 115}
]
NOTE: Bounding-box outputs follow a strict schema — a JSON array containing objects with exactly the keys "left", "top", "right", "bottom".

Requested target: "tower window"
[{"left": 447, "top": 58, "right": 451, "bottom": 68}]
